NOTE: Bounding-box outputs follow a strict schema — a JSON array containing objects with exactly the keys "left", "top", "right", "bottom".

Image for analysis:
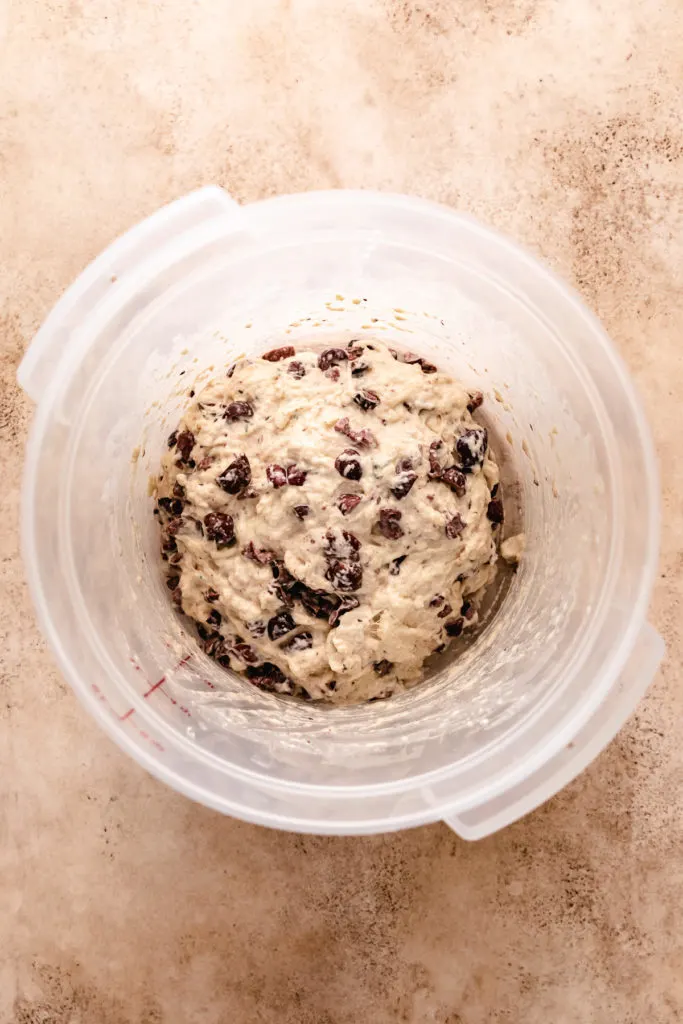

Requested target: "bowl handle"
[
  {"left": 443, "top": 621, "right": 665, "bottom": 841},
  {"left": 17, "top": 186, "right": 240, "bottom": 403}
]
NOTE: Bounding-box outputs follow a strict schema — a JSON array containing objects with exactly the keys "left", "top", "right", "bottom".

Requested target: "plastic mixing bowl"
[{"left": 18, "top": 187, "right": 663, "bottom": 838}]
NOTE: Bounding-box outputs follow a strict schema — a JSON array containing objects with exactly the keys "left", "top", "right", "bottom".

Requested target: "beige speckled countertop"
[{"left": 2, "top": 1, "right": 682, "bottom": 1021}]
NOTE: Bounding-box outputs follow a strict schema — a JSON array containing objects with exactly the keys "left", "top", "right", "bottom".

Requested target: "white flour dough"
[{"left": 155, "top": 339, "right": 509, "bottom": 704}]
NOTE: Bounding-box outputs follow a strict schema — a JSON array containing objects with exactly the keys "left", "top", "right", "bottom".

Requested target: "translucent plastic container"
[{"left": 18, "top": 187, "right": 663, "bottom": 838}]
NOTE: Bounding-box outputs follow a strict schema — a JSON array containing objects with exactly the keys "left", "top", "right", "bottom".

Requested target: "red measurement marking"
[
  {"left": 92, "top": 681, "right": 166, "bottom": 751},
  {"left": 166, "top": 694, "right": 192, "bottom": 717},
  {"left": 143, "top": 654, "right": 191, "bottom": 699},
  {"left": 143, "top": 675, "right": 166, "bottom": 698}
]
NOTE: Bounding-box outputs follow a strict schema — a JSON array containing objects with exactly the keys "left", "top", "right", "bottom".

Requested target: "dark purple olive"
[
  {"left": 467, "top": 391, "right": 484, "bottom": 413},
  {"left": 267, "top": 611, "right": 297, "bottom": 641},
  {"left": 262, "top": 346, "right": 296, "bottom": 362},
  {"left": 335, "top": 449, "right": 362, "bottom": 480},
  {"left": 353, "top": 390, "right": 380, "bottom": 412},
  {"left": 217, "top": 454, "right": 251, "bottom": 494},
  {"left": 224, "top": 401, "right": 254, "bottom": 421},
  {"left": 487, "top": 499, "right": 504, "bottom": 524},
  {"left": 318, "top": 348, "right": 348, "bottom": 371},
  {"left": 203, "top": 512, "right": 235, "bottom": 548},
  {"left": 325, "top": 560, "right": 363, "bottom": 592},
  {"left": 175, "top": 431, "right": 195, "bottom": 463},
  {"left": 287, "top": 361, "right": 306, "bottom": 379},
  {"left": 441, "top": 467, "right": 467, "bottom": 496},
  {"left": 455, "top": 428, "right": 488, "bottom": 470},
  {"left": 377, "top": 508, "right": 404, "bottom": 540},
  {"left": 445, "top": 514, "right": 466, "bottom": 539},
  {"left": 246, "top": 662, "right": 294, "bottom": 694},
  {"left": 337, "top": 494, "right": 362, "bottom": 515}
]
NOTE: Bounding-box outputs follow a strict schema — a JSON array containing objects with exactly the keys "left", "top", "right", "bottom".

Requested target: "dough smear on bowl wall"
[{"left": 154, "top": 337, "right": 522, "bottom": 704}]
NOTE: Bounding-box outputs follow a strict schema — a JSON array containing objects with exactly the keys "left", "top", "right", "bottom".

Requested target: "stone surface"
[{"left": 1, "top": 1, "right": 682, "bottom": 1021}]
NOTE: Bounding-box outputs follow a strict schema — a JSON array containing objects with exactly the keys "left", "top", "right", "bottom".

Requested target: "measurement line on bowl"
[
  {"left": 143, "top": 654, "right": 192, "bottom": 698},
  {"left": 118, "top": 654, "right": 194, "bottom": 720}
]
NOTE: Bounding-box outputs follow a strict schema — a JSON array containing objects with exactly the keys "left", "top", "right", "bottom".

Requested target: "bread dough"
[
  {"left": 500, "top": 533, "right": 526, "bottom": 565},
  {"left": 155, "top": 339, "right": 508, "bottom": 704}
]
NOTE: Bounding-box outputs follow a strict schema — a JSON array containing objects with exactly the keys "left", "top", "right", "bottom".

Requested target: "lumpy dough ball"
[{"left": 155, "top": 339, "right": 504, "bottom": 704}]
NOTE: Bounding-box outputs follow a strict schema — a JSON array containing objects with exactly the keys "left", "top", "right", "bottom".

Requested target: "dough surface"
[{"left": 155, "top": 339, "right": 505, "bottom": 704}]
